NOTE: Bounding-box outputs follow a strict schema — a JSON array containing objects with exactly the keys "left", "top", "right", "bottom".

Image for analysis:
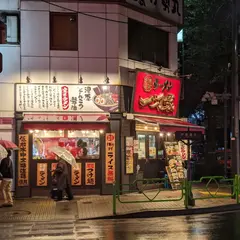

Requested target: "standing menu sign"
[
  {"left": 164, "top": 142, "right": 184, "bottom": 190},
  {"left": 18, "top": 134, "right": 29, "bottom": 187},
  {"left": 105, "top": 133, "right": 116, "bottom": 184}
]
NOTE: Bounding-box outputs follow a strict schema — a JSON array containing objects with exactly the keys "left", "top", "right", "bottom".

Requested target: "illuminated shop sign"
[{"left": 133, "top": 71, "right": 181, "bottom": 117}]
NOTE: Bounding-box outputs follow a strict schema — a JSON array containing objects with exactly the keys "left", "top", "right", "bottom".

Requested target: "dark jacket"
[
  {"left": 0, "top": 157, "right": 13, "bottom": 179},
  {"left": 52, "top": 160, "right": 70, "bottom": 190}
]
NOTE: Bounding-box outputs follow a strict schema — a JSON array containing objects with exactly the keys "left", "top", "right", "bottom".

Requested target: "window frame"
[
  {"left": 128, "top": 18, "right": 169, "bottom": 68},
  {"left": 50, "top": 12, "right": 78, "bottom": 51},
  {"left": 137, "top": 132, "right": 160, "bottom": 160},
  {"left": 32, "top": 129, "right": 100, "bottom": 160},
  {"left": 0, "top": 12, "right": 20, "bottom": 45}
]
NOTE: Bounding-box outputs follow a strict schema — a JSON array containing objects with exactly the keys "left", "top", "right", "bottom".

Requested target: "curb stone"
[{"left": 83, "top": 204, "right": 240, "bottom": 220}]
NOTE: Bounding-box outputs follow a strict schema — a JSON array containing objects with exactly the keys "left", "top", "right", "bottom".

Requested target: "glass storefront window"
[
  {"left": 33, "top": 130, "right": 64, "bottom": 160},
  {"left": 138, "top": 134, "right": 146, "bottom": 159},
  {"left": 67, "top": 130, "right": 100, "bottom": 159},
  {"left": 149, "top": 135, "right": 156, "bottom": 159},
  {"left": 32, "top": 130, "right": 100, "bottom": 160}
]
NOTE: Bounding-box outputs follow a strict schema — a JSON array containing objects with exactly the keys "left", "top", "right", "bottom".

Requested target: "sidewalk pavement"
[
  {"left": 77, "top": 188, "right": 237, "bottom": 219},
  {"left": 0, "top": 187, "right": 239, "bottom": 222}
]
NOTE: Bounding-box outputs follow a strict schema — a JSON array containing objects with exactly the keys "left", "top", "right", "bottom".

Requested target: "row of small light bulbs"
[
  {"left": 28, "top": 129, "right": 105, "bottom": 134},
  {"left": 143, "top": 126, "right": 173, "bottom": 137}
]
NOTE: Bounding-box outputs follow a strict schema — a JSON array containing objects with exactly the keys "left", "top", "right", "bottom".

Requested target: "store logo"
[
  {"left": 107, "top": 134, "right": 115, "bottom": 142},
  {"left": 62, "top": 86, "right": 69, "bottom": 110}
]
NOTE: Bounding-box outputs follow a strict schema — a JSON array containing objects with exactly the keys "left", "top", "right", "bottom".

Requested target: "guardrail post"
[
  {"left": 184, "top": 179, "right": 189, "bottom": 209},
  {"left": 113, "top": 182, "right": 117, "bottom": 215},
  {"left": 235, "top": 175, "right": 239, "bottom": 204}
]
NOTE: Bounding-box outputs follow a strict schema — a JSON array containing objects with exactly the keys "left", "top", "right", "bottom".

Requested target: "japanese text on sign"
[
  {"left": 37, "top": 163, "right": 48, "bottom": 186},
  {"left": 126, "top": 137, "right": 134, "bottom": 174},
  {"left": 16, "top": 84, "right": 119, "bottom": 113},
  {"left": 85, "top": 162, "right": 96, "bottom": 186},
  {"left": 72, "top": 163, "right": 82, "bottom": 186},
  {"left": 126, "top": 0, "right": 182, "bottom": 24},
  {"left": 18, "top": 134, "right": 29, "bottom": 186},
  {"left": 105, "top": 133, "right": 116, "bottom": 184}
]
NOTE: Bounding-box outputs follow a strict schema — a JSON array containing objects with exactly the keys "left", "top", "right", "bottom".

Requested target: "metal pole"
[
  {"left": 231, "top": 0, "right": 240, "bottom": 176},
  {"left": 224, "top": 76, "right": 228, "bottom": 178},
  {"left": 187, "top": 127, "right": 195, "bottom": 206}
]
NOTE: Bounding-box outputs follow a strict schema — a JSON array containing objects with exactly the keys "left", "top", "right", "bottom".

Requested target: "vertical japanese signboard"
[
  {"left": 37, "top": 163, "right": 48, "bottom": 186},
  {"left": 72, "top": 163, "right": 82, "bottom": 186},
  {"left": 85, "top": 162, "right": 95, "bottom": 185},
  {"left": 105, "top": 133, "right": 116, "bottom": 184},
  {"left": 18, "top": 134, "right": 29, "bottom": 186},
  {"left": 125, "top": 137, "right": 134, "bottom": 174}
]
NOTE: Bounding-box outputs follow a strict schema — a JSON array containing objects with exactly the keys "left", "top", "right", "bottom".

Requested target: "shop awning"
[
  {"left": 134, "top": 115, "right": 205, "bottom": 134},
  {"left": 23, "top": 113, "right": 109, "bottom": 130}
]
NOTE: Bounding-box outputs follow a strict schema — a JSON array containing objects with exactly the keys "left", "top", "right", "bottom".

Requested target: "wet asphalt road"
[{"left": 1, "top": 211, "right": 240, "bottom": 240}]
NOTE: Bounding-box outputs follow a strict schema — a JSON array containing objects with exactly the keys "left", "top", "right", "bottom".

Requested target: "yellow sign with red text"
[
  {"left": 105, "top": 133, "right": 116, "bottom": 184},
  {"left": 18, "top": 134, "right": 29, "bottom": 186}
]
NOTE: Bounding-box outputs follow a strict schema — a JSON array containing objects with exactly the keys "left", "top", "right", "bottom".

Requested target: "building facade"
[{"left": 0, "top": 0, "right": 201, "bottom": 198}]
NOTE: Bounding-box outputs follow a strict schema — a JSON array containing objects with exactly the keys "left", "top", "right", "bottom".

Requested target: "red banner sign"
[{"left": 133, "top": 72, "right": 181, "bottom": 117}]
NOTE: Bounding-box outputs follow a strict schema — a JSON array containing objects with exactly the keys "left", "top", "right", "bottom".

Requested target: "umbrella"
[
  {"left": 0, "top": 145, "right": 8, "bottom": 161},
  {"left": 0, "top": 140, "right": 19, "bottom": 150},
  {"left": 49, "top": 146, "right": 77, "bottom": 168}
]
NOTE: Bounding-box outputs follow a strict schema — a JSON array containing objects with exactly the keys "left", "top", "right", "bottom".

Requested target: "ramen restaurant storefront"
[
  {"left": 14, "top": 84, "right": 120, "bottom": 198},
  {"left": 122, "top": 71, "right": 204, "bottom": 184}
]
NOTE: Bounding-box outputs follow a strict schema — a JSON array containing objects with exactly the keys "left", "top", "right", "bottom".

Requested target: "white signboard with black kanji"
[{"left": 16, "top": 84, "right": 119, "bottom": 112}]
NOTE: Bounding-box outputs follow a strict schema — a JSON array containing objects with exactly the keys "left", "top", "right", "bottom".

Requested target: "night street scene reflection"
[{"left": 1, "top": 0, "right": 240, "bottom": 239}]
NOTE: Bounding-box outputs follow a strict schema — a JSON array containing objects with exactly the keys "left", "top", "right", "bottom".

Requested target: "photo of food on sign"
[
  {"left": 93, "top": 86, "right": 119, "bottom": 112},
  {"left": 133, "top": 72, "right": 181, "bottom": 116}
]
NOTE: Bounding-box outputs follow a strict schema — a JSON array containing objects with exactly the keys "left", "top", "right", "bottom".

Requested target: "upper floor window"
[
  {"left": 128, "top": 18, "right": 169, "bottom": 68},
  {"left": 50, "top": 12, "right": 78, "bottom": 51},
  {"left": 0, "top": 12, "right": 20, "bottom": 44}
]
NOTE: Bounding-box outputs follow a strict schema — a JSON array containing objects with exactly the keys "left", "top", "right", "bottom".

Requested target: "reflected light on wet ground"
[
  {"left": 1, "top": 211, "right": 240, "bottom": 239},
  {"left": 88, "top": 211, "right": 240, "bottom": 240}
]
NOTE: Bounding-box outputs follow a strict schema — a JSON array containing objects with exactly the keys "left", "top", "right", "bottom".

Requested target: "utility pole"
[
  {"left": 224, "top": 73, "right": 228, "bottom": 178},
  {"left": 231, "top": 0, "right": 240, "bottom": 176}
]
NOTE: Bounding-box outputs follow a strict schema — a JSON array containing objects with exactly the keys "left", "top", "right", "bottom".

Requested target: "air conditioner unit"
[{"left": 6, "top": 15, "right": 18, "bottom": 43}]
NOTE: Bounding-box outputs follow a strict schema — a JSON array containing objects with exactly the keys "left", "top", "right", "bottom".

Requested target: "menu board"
[{"left": 164, "top": 142, "right": 185, "bottom": 190}]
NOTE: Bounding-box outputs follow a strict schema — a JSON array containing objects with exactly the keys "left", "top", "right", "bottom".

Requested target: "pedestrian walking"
[
  {"left": 51, "top": 158, "right": 73, "bottom": 201},
  {"left": 0, "top": 150, "right": 13, "bottom": 207}
]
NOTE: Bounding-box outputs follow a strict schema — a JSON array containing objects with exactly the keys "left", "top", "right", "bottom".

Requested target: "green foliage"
[{"left": 180, "top": 0, "right": 232, "bottom": 117}]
